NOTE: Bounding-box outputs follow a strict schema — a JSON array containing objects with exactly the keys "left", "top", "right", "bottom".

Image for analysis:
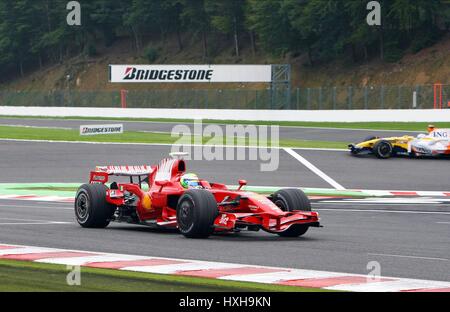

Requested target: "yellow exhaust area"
[{"left": 141, "top": 194, "right": 153, "bottom": 211}]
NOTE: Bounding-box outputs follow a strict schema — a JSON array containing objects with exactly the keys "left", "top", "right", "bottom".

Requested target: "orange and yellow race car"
[{"left": 348, "top": 126, "right": 450, "bottom": 159}]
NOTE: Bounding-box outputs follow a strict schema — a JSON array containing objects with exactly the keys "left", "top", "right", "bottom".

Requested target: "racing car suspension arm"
[{"left": 217, "top": 195, "right": 247, "bottom": 207}]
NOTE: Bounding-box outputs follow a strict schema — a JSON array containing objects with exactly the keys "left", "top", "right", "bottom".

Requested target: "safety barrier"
[{"left": 1, "top": 106, "right": 449, "bottom": 122}]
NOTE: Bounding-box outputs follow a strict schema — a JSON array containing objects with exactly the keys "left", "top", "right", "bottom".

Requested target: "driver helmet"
[
  {"left": 180, "top": 173, "right": 201, "bottom": 189},
  {"left": 427, "top": 124, "right": 436, "bottom": 133}
]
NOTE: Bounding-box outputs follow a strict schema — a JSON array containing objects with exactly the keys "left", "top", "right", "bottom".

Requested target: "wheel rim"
[
  {"left": 379, "top": 143, "right": 391, "bottom": 155},
  {"left": 275, "top": 199, "right": 288, "bottom": 211},
  {"left": 178, "top": 198, "right": 194, "bottom": 232},
  {"left": 76, "top": 193, "right": 89, "bottom": 222}
]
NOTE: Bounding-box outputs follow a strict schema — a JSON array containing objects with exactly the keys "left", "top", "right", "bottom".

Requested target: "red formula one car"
[{"left": 75, "top": 154, "right": 320, "bottom": 238}]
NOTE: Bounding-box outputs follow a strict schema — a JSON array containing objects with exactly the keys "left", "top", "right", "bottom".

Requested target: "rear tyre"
[
  {"left": 177, "top": 189, "right": 218, "bottom": 238},
  {"left": 75, "top": 184, "right": 116, "bottom": 228},
  {"left": 272, "top": 188, "right": 311, "bottom": 237},
  {"left": 372, "top": 140, "right": 393, "bottom": 159}
]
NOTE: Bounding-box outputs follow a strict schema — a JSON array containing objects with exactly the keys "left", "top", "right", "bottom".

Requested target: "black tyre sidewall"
[
  {"left": 176, "top": 193, "right": 196, "bottom": 233},
  {"left": 75, "top": 188, "right": 90, "bottom": 225},
  {"left": 273, "top": 188, "right": 311, "bottom": 237},
  {"left": 274, "top": 188, "right": 311, "bottom": 212},
  {"left": 373, "top": 140, "right": 393, "bottom": 159},
  {"left": 177, "top": 189, "right": 218, "bottom": 238},
  {"left": 75, "top": 184, "right": 115, "bottom": 228}
]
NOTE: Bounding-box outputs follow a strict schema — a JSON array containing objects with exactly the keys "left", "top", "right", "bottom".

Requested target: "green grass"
[
  {"left": 2, "top": 115, "right": 449, "bottom": 131},
  {"left": 0, "top": 125, "right": 176, "bottom": 144},
  {"left": 0, "top": 125, "right": 348, "bottom": 149},
  {"left": 6, "top": 184, "right": 370, "bottom": 198},
  {"left": 0, "top": 259, "right": 328, "bottom": 292}
]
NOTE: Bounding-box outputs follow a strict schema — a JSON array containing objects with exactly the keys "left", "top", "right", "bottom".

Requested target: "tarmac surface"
[
  {"left": 0, "top": 117, "right": 421, "bottom": 142},
  {"left": 0, "top": 198, "right": 448, "bottom": 281},
  {"left": 0, "top": 122, "right": 448, "bottom": 283},
  {"left": 0, "top": 140, "right": 447, "bottom": 191}
]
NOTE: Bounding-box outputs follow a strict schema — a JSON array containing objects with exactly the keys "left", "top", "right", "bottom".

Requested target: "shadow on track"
[{"left": 105, "top": 224, "right": 319, "bottom": 242}]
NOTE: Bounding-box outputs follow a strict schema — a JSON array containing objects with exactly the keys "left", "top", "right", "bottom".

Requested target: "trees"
[
  {"left": 0, "top": 0, "right": 448, "bottom": 80},
  {"left": 0, "top": 0, "right": 33, "bottom": 76},
  {"left": 245, "top": 0, "right": 294, "bottom": 57},
  {"left": 180, "top": 0, "right": 210, "bottom": 60},
  {"left": 344, "top": 1, "right": 381, "bottom": 61},
  {"left": 206, "top": 0, "right": 245, "bottom": 57}
]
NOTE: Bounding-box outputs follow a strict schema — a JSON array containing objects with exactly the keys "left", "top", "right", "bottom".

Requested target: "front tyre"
[
  {"left": 372, "top": 140, "right": 393, "bottom": 159},
  {"left": 177, "top": 189, "right": 218, "bottom": 238},
  {"left": 272, "top": 188, "right": 311, "bottom": 237},
  {"left": 75, "top": 184, "right": 116, "bottom": 228}
]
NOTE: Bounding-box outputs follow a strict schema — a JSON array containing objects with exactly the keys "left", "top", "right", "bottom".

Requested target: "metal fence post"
[
  {"left": 348, "top": 86, "right": 353, "bottom": 109},
  {"left": 296, "top": 88, "right": 300, "bottom": 109},
  {"left": 333, "top": 87, "right": 337, "bottom": 110},
  {"left": 380, "top": 86, "right": 385, "bottom": 109},
  {"left": 307, "top": 88, "right": 311, "bottom": 110},
  {"left": 319, "top": 87, "right": 323, "bottom": 110},
  {"left": 415, "top": 85, "right": 420, "bottom": 109}
]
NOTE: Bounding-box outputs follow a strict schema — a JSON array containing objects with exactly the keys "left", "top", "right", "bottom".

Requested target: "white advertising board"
[
  {"left": 109, "top": 65, "right": 272, "bottom": 83},
  {"left": 80, "top": 124, "right": 124, "bottom": 136}
]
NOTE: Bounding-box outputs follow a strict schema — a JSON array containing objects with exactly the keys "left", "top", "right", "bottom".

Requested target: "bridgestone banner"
[
  {"left": 109, "top": 65, "right": 272, "bottom": 83},
  {"left": 80, "top": 124, "right": 124, "bottom": 136}
]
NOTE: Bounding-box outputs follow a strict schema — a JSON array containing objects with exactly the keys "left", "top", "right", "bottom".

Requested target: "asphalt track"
[
  {"left": 0, "top": 117, "right": 421, "bottom": 142},
  {"left": 0, "top": 198, "right": 448, "bottom": 281},
  {"left": 0, "top": 134, "right": 449, "bottom": 283},
  {"left": 0, "top": 140, "right": 447, "bottom": 191}
]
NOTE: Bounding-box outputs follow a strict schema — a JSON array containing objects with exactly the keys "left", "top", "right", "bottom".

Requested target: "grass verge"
[
  {"left": 2, "top": 115, "right": 449, "bottom": 131},
  {"left": 0, "top": 259, "right": 329, "bottom": 292},
  {"left": 3, "top": 183, "right": 371, "bottom": 202},
  {"left": 0, "top": 125, "right": 348, "bottom": 149}
]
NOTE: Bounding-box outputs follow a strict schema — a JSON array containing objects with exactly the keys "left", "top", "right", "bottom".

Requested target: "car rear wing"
[{"left": 90, "top": 166, "right": 155, "bottom": 185}]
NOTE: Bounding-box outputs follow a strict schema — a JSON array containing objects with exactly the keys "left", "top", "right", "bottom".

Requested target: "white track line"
[
  {"left": 315, "top": 202, "right": 448, "bottom": 206},
  {"left": 0, "top": 124, "right": 72, "bottom": 130},
  {"left": 0, "top": 204, "right": 72, "bottom": 210},
  {"left": 316, "top": 208, "right": 450, "bottom": 215},
  {"left": 368, "top": 253, "right": 449, "bottom": 262},
  {"left": 37, "top": 254, "right": 150, "bottom": 266},
  {"left": 0, "top": 138, "right": 347, "bottom": 152},
  {"left": 0, "top": 222, "right": 70, "bottom": 225},
  {"left": 0, "top": 217, "right": 66, "bottom": 222},
  {"left": 220, "top": 269, "right": 346, "bottom": 283},
  {"left": 277, "top": 125, "right": 420, "bottom": 133},
  {"left": 283, "top": 148, "right": 346, "bottom": 190},
  {"left": 325, "top": 279, "right": 450, "bottom": 292},
  {"left": 317, "top": 198, "right": 450, "bottom": 204},
  {"left": 123, "top": 262, "right": 245, "bottom": 274},
  {"left": 0, "top": 217, "right": 70, "bottom": 225}
]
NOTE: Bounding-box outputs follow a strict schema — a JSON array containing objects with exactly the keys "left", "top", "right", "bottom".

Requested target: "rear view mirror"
[
  {"left": 237, "top": 180, "right": 247, "bottom": 190},
  {"left": 155, "top": 180, "right": 169, "bottom": 187},
  {"left": 155, "top": 180, "right": 169, "bottom": 191}
]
